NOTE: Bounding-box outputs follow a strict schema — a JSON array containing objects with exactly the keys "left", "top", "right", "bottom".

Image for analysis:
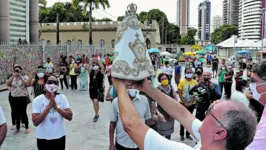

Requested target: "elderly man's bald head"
[
  {"left": 214, "top": 101, "right": 257, "bottom": 150},
  {"left": 203, "top": 72, "right": 212, "bottom": 76}
]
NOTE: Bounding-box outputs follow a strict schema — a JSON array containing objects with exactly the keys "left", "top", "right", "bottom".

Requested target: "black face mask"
[
  {"left": 14, "top": 66, "right": 22, "bottom": 73},
  {"left": 204, "top": 78, "right": 210, "bottom": 82},
  {"left": 196, "top": 71, "right": 202, "bottom": 75}
]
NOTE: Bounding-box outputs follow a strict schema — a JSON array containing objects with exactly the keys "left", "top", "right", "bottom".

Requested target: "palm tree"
[
  {"left": 72, "top": 0, "right": 110, "bottom": 49},
  {"left": 39, "top": 0, "right": 47, "bottom": 9}
]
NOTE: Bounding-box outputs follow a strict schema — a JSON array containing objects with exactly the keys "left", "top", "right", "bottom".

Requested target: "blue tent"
[
  {"left": 237, "top": 50, "right": 251, "bottom": 55},
  {"left": 148, "top": 48, "right": 160, "bottom": 53},
  {"left": 203, "top": 45, "right": 217, "bottom": 52}
]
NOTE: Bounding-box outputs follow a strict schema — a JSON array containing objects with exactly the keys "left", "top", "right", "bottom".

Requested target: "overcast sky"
[{"left": 47, "top": 0, "right": 223, "bottom": 28}]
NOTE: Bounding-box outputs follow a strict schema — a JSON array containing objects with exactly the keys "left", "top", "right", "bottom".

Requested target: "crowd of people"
[{"left": 0, "top": 52, "right": 265, "bottom": 150}]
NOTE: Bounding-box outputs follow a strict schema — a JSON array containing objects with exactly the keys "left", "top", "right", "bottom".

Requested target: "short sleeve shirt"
[
  {"left": 144, "top": 119, "right": 202, "bottom": 150},
  {"left": 175, "top": 66, "right": 182, "bottom": 75},
  {"left": 0, "top": 106, "right": 6, "bottom": 125},
  {"left": 32, "top": 94, "right": 70, "bottom": 140},
  {"left": 178, "top": 79, "right": 198, "bottom": 104},
  {"left": 109, "top": 94, "right": 151, "bottom": 148},
  {"left": 44, "top": 62, "right": 54, "bottom": 73},
  {"left": 163, "top": 66, "right": 173, "bottom": 76}
]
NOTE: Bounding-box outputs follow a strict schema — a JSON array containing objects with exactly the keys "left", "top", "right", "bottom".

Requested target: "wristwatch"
[{"left": 55, "top": 105, "right": 60, "bottom": 111}]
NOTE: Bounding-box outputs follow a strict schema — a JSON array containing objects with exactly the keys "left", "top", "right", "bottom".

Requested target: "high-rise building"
[
  {"left": 238, "top": 0, "right": 262, "bottom": 40},
  {"left": 177, "top": 0, "right": 190, "bottom": 35},
  {"left": 198, "top": 0, "right": 211, "bottom": 41},
  {"left": 212, "top": 15, "right": 223, "bottom": 33},
  {"left": 223, "top": 0, "right": 239, "bottom": 26},
  {"left": 0, "top": 0, "right": 38, "bottom": 43}
]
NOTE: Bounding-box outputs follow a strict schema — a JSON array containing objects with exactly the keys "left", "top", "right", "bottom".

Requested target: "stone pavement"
[{"left": 0, "top": 70, "right": 198, "bottom": 150}]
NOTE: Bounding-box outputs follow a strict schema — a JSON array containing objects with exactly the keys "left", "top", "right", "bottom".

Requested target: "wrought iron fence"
[{"left": 0, "top": 44, "right": 108, "bottom": 84}]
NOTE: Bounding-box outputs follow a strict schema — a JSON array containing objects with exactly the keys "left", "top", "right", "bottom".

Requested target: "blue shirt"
[
  {"left": 213, "top": 82, "right": 221, "bottom": 99},
  {"left": 109, "top": 86, "right": 118, "bottom": 99},
  {"left": 175, "top": 66, "right": 182, "bottom": 75},
  {"left": 207, "top": 55, "right": 213, "bottom": 62}
]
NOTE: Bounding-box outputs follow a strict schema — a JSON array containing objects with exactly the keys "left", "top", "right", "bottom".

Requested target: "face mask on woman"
[
  {"left": 161, "top": 79, "right": 169, "bottom": 86},
  {"left": 185, "top": 73, "right": 193, "bottom": 78},
  {"left": 72, "top": 61, "right": 75, "bottom": 64},
  {"left": 249, "top": 82, "right": 266, "bottom": 101},
  {"left": 196, "top": 71, "right": 202, "bottom": 76},
  {"left": 45, "top": 84, "right": 58, "bottom": 93},
  {"left": 222, "top": 67, "right": 225, "bottom": 70},
  {"left": 37, "top": 73, "right": 44, "bottom": 78}
]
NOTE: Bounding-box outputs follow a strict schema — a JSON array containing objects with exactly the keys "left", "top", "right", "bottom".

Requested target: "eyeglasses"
[
  {"left": 47, "top": 80, "right": 58, "bottom": 85},
  {"left": 205, "top": 105, "right": 227, "bottom": 131},
  {"left": 147, "top": 76, "right": 152, "bottom": 80}
]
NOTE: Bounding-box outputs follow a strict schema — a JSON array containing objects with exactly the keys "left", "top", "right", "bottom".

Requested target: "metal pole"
[
  {"left": 89, "top": 4, "right": 93, "bottom": 52},
  {"left": 261, "top": 9, "right": 265, "bottom": 50},
  {"left": 146, "top": 14, "right": 150, "bottom": 49},
  {"left": 56, "top": 13, "right": 60, "bottom": 45}
]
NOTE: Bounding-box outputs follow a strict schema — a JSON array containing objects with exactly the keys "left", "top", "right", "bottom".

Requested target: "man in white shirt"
[
  {"left": 111, "top": 78, "right": 257, "bottom": 150},
  {"left": 0, "top": 106, "right": 7, "bottom": 147},
  {"left": 109, "top": 89, "right": 151, "bottom": 150}
]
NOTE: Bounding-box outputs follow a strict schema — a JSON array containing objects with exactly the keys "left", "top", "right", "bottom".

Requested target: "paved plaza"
[{"left": 0, "top": 66, "right": 231, "bottom": 150}]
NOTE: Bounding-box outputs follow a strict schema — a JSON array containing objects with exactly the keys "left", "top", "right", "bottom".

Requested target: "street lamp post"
[{"left": 261, "top": 8, "right": 266, "bottom": 51}]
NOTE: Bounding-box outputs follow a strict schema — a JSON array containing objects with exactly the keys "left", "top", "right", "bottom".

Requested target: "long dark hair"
[
  {"left": 35, "top": 66, "right": 46, "bottom": 82},
  {"left": 89, "top": 69, "right": 104, "bottom": 88},
  {"left": 43, "top": 74, "right": 60, "bottom": 95}
]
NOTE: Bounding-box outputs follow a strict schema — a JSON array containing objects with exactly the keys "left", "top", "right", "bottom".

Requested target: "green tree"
[
  {"left": 165, "top": 23, "right": 181, "bottom": 44},
  {"left": 211, "top": 25, "right": 238, "bottom": 44},
  {"left": 72, "top": 0, "right": 110, "bottom": 46},
  {"left": 49, "top": 2, "right": 68, "bottom": 22},
  {"left": 117, "top": 16, "right": 125, "bottom": 21},
  {"left": 138, "top": 11, "right": 148, "bottom": 23},
  {"left": 39, "top": 0, "right": 47, "bottom": 9},
  {"left": 138, "top": 9, "right": 169, "bottom": 44},
  {"left": 181, "top": 28, "right": 197, "bottom": 45}
]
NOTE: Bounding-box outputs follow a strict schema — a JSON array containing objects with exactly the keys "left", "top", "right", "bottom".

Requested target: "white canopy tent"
[
  {"left": 254, "top": 39, "right": 266, "bottom": 48},
  {"left": 234, "top": 40, "right": 259, "bottom": 48},
  {"left": 216, "top": 35, "right": 242, "bottom": 48}
]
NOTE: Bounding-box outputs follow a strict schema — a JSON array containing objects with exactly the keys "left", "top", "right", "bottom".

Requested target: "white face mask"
[
  {"left": 222, "top": 67, "right": 225, "bottom": 70},
  {"left": 72, "top": 61, "right": 75, "bottom": 64},
  {"left": 45, "top": 84, "right": 58, "bottom": 93},
  {"left": 249, "top": 82, "right": 266, "bottom": 102},
  {"left": 185, "top": 73, "right": 193, "bottom": 78},
  {"left": 37, "top": 73, "right": 44, "bottom": 78},
  {"left": 128, "top": 89, "right": 138, "bottom": 98}
]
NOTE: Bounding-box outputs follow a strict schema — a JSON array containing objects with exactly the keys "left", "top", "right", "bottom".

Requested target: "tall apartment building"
[
  {"left": 177, "top": 0, "right": 190, "bottom": 35},
  {"left": 212, "top": 15, "right": 223, "bottom": 33},
  {"left": 198, "top": 0, "right": 211, "bottom": 41},
  {"left": 0, "top": 0, "right": 38, "bottom": 43},
  {"left": 223, "top": 0, "right": 239, "bottom": 26},
  {"left": 238, "top": 0, "right": 262, "bottom": 40}
]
